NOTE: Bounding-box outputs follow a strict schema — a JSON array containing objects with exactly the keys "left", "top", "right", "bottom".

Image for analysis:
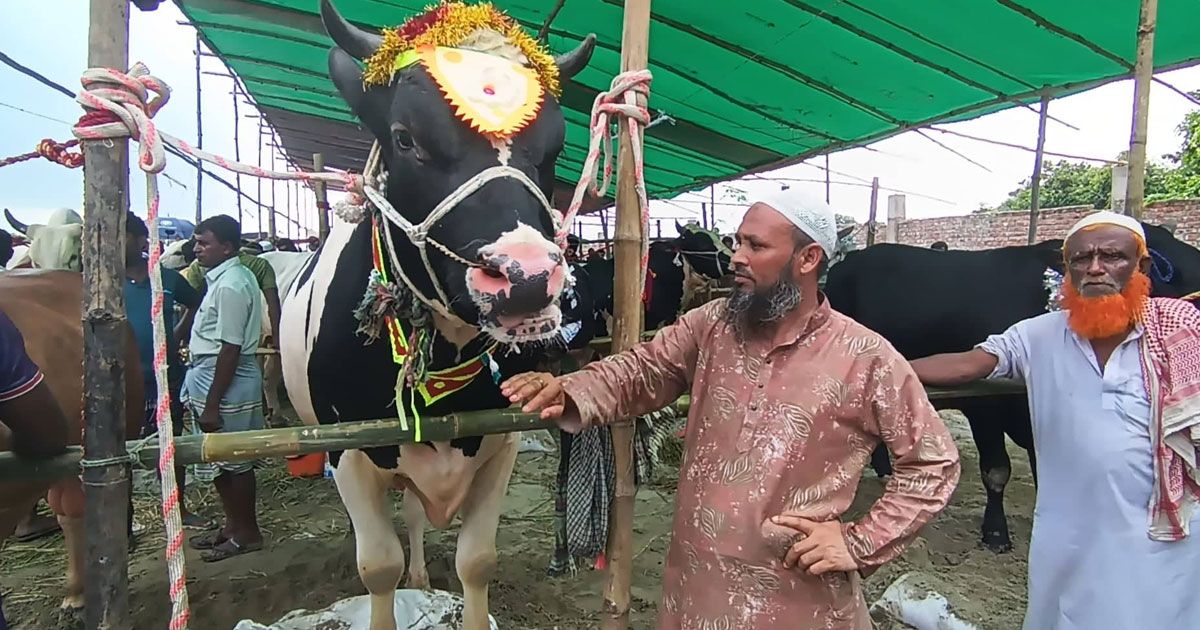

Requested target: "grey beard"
[{"left": 722, "top": 276, "right": 802, "bottom": 340}]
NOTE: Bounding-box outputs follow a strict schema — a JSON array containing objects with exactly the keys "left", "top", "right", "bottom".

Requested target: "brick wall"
[{"left": 852, "top": 199, "right": 1200, "bottom": 250}]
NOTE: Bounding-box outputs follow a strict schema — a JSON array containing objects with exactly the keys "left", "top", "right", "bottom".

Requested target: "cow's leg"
[
  {"left": 456, "top": 436, "right": 518, "bottom": 630},
  {"left": 333, "top": 450, "right": 403, "bottom": 630},
  {"left": 262, "top": 353, "right": 283, "bottom": 425},
  {"left": 403, "top": 487, "right": 429, "bottom": 589},
  {"left": 47, "top": 477, "right": 86, "bottom": 610},
  {"left": 964, "top": 408, "right": 1013, "bottom": 552},
  {"left": 548, "top": 428, "right": 575, "bottom": 577},
  {"left": 869, "top": 444, "right": 894, "bottom": 478}
]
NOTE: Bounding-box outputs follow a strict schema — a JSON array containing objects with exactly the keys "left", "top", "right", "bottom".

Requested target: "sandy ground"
[{"left": 0, "top": 410, "right": 1035, "bottom": 629}]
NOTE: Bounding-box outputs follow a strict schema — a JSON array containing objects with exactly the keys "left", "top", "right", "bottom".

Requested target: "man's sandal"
[
  {"left": 188, "top": 531, "right": 226, "bottom": 551},
  {"left": 200, "top": 538, "right": 263, "bottom": 563}
]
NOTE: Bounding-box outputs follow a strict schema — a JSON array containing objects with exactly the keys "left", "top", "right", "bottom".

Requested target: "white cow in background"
[
  {"left": 258, "top": 250, "right": 314, "bottom": 420},
  {"left": 5, "top": 208, "right": 83, "bottom": 270}
]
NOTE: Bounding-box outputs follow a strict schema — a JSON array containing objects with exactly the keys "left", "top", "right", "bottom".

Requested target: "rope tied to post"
[
  {"left": 0, "top": 138, "right": 84, "bottom": 169},
  {"left": 73, "top": 62, "right": 191, "bottom": 630},
  {"left": 557, "top": 70, "right": 653, "bottom": 293}
]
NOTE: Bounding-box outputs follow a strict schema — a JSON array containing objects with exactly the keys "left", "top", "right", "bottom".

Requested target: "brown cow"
[{"left": 0, "top": 269, "right": 142, "bottom": 611}]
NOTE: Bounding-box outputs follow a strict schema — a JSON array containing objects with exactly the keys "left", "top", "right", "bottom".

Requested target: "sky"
[{"left": 2, "top": 2, "right": 1199, "bottom": 242}]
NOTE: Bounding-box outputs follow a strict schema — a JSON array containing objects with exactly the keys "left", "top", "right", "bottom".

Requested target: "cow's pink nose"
[{"left": 469, "top": 242, "right": 565, "bottom": 315}]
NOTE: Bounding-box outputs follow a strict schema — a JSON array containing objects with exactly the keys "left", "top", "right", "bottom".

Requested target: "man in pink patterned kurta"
[{"left": 505, "top": 190, "right": 960, "bottom": 629}]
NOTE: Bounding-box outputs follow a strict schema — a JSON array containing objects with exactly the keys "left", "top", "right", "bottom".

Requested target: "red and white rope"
[
  {"left": 556, "top": 70, "right": 653, "bottom": 288},
  {"left": 73, "top": 63, "right": 190, "bottom": 630}
]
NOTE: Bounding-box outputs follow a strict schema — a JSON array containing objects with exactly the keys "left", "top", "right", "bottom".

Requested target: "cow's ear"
[{"left": 26, "top": 225, "right": 41, "bottom": 239}]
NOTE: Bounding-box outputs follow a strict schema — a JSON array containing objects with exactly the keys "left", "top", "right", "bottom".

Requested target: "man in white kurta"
[{"left": 912, "top": 211, "right": 1200, "bottom": 630}]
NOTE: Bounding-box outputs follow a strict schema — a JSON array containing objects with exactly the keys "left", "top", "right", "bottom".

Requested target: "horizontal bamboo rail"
[{"left": 0, "top": 380, "right": 1024, "bottom": 481}]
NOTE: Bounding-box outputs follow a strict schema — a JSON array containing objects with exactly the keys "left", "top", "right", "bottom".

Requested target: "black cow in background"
[
  {"left": 825, "top": 222, "right": 1200, "bottom": 551},
  {"left": 575, "top": 222, "right": 733, "bottom": 339}
]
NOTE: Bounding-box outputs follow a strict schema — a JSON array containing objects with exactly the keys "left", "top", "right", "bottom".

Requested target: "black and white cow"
[
  {"left": 279, "top": 3, "right": 595, "bottom": 629},
  {"left": 577, "top": 224, "right": 734, "bottom": 339},
  {"left": 824, "top": 222, "right": 1200, "bottom": 551}
]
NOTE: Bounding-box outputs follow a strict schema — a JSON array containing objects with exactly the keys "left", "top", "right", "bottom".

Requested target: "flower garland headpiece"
[{"left": 362, "top": 1, "right": 561, "bottom": 97}]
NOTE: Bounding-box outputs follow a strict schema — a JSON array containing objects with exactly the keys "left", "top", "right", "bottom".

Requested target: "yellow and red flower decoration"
[{"left": 362, "top": 1, "right": 561, "bottom": 97}]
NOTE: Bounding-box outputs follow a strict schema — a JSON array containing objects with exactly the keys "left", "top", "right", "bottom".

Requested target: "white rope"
[{"left": 73, "top": 63, "right": 191, "bottom": 630}]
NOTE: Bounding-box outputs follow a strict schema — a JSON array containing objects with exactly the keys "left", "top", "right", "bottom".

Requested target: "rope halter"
[{"left": 362, "top": 163, "right": 563, "bottom": 327}]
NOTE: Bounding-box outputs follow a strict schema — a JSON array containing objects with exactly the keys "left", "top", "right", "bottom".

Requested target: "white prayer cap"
[
  {"left": 753, "top": 188, "right": 838, "bottom": 257},
  {"left": 1065, "top": 211, "right": 1145, "bottom": 243}
]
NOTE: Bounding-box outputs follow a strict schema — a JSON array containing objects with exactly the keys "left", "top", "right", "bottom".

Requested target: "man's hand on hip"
[
  {"left": 501, "top": 372, "right": 566, "bottom": 419},
  {"left": 772, "top": 515, "right": 858, "bottom": 575}
]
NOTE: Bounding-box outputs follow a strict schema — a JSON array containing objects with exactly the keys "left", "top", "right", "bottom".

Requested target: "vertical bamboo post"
[
  {"left": 267, "top": 140, "right": 277, "bottom": 238},
  {"left": 824, "top": 153, "right": 831, "bottom": 203},
  {"left": 700, "top": 202, "right": 708, "bottom": 228},
  {"left": 285, "top": 175, "right": 292, "bottom": 239},
  {"left": 232, "top": 83, "right": 244, "bottom": 228},
  {"left": 1027, "top": 92, "right": 1050, "bottom": 244},
  {"left": 83, "top": 1, "right": 130, "bottom": 626},
  {"left": 313, "top": 153, "right": 330, "bottom": 241},
  {"left": 257, "top": 123, "right": 266, "bottom": 237},
  {"left": 604, "top": 1, "right": 651, "bottom": 627},
  {"left": 865, "top": 176, "right": 880, "bottom": 246},
  {"left": 194, "top": 34, "right": 204, "bottom": 223},
  {"left": 1125, "top": 0, "right": 1158, "bottom": 219},
  {"left": 708, "top": 185, "right": 715, "bottom": 227}
]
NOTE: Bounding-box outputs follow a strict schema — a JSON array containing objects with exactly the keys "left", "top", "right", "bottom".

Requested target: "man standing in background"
[
  {"left": 182, "top": 215, "right": 266, "bottom": 562},
  {"left": 123, "top": 212, "right": 210, "bottom": 529}
]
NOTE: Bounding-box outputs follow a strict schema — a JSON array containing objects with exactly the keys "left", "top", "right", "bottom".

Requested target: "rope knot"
[
  {"left": 556, "top": 69, "right": 654, "bottom": 270},
  {"left": 73, "top": 62, "right": 171, "bottom": 174},
  {"left": 35, "top": 138, "right": 84, "bottom": 169}
]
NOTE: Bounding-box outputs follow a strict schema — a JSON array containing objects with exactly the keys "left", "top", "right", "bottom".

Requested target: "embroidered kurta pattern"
[{"left": 561, "top": 299, "right": 960, "bottom": 629}]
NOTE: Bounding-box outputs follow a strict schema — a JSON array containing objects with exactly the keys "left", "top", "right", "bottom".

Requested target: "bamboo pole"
[
  {"left": 1027, "top": 92, "right": 1050, "bottom": 244},
  {"left": 0, "top": 379, "right": 1028, "bottom": 478},
  {"left": 605, "top": 0, "right": 651, "bottom": 626},
  {"left": 865, "top": 176, "right": 880, "bottom": 246},
  {"left": 0, "top": 404, "right": 661, "bottom": 480},
  {"left": 233, "top": 84, "right": 244, "bottom": 228},
  {"left": 194, "top": 34, "right": 204, "bottom": 224},
  {"left": 313, "top": 152, "right": 330, "bottom": 241},
  {"left": 82, "top": 1, "right": 131, "bottom": 626},
  {"left": 1125, "top": 0, "right": 1159, "bottom": 219},
  {"left": 824, "top": 153, "right": 831, "bottom": 203}
]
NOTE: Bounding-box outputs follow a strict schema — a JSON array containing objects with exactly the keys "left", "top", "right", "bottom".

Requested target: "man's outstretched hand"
[{"left": 501, "top": 372, "right": 567, "bottom": 419}]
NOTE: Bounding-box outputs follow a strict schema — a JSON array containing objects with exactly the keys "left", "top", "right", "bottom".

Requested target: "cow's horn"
[
  {"left": 555, "top": 34, "right": 597, "bottom": 83},
  {"left": 4, "top": 209, "right": 28, "bottom": 235},
  {"left": 320, "top": 0, "right": 383, "bottom": 61}
]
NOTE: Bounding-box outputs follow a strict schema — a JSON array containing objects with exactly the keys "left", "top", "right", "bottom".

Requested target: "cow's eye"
[{"left": 393, "top": 127, "right": 415, "bottom": 152}]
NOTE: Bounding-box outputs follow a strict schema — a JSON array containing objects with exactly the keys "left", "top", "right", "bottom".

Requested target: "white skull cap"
[
  {"left": 1064, "top": 211, "right": 1145, "bottom": 243},
  {"left": 753, "top": 188, "right": 838, "bottom": 257}
]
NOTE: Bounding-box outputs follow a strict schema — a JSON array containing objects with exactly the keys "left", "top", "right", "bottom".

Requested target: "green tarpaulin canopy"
[{"left": 178, "top": 0, "right": 1200, "bottom": 208}]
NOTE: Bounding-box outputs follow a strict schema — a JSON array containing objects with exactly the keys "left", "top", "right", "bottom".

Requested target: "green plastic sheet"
[{"left": 177, "top": 0, "right": 1200, "bottom": 205}]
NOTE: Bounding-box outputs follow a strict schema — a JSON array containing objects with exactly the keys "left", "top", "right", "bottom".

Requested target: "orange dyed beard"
[{"left": 1059, "top": 271, "right": 1150, "bottom": 339}]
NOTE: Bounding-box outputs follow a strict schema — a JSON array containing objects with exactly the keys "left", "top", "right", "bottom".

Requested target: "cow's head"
[
  {"left": 673, "top": 221, "right": 732, "bottom": 279},
  {"left": 4, "top": 208, "right": 83, "bottom": 271},
  {"left": 1142, "top": 222, "right": 1200, "bottom": 298},
  {"left": 321, "top": 0, "right": 595, "bottom": 344}
]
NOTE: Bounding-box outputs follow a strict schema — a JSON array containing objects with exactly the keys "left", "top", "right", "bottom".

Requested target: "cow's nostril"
[{"left": 482, "top": 268, "right": 504, "bottom": 280}]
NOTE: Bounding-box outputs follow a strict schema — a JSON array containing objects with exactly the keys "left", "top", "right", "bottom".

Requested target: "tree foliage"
[{"left": 983, "top": 91, "right": 1200, "bottom": 212}]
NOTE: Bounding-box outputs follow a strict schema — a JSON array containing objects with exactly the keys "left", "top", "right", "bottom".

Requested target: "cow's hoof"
[
  {"left": 982, "top": 534, "right": 1013, "bottom": 554},
  {"left": 406, "top": 570, "right": 430, "bottom": 590},
  {"left": 57, "top": 602, "right": 84, "bottom": 628}
]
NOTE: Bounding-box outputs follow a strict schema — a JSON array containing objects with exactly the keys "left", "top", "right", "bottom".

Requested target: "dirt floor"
[{"left": 0, "top": 410, "right": 1035, "bottom": 629}]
